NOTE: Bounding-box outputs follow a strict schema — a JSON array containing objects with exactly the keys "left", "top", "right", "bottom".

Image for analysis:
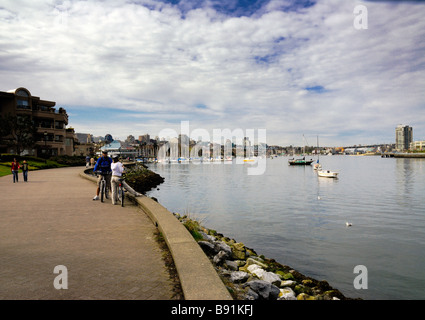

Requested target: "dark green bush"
[{"left": 124, "top": 164, "right": 165, "bottom": 194}]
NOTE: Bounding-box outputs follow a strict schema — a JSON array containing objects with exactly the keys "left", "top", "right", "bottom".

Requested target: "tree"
[{"left": 0, "top": 113, "right": 37, "bottom": 155}]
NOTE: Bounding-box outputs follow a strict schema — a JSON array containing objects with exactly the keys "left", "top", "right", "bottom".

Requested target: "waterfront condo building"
[
  {"left": 395, "top": 125, "right": 413, "bottom": 151},
  {"left": 0, "top": 87, "right": 76, "bottom": 157}
]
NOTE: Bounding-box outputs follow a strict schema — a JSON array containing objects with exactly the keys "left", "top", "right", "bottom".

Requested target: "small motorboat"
[{"left": 318, "top": 170, "right": 339, "bottom": 178}]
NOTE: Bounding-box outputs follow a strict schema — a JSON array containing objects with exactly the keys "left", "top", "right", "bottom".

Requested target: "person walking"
[
  {"left": 93, "top": 151, "right": 112, "bottom": 200},
  {"left": 22, "top": 160, "right": 29, "bottom": 182},
  {"left": 85, "top": 155, "right": 90, "bottom": 168},
  {"left": 111, "top": 156, "right": 125, "bottom": 205},
  {"left": 11, "top": 158, "right": 20, "bottom": 183}
]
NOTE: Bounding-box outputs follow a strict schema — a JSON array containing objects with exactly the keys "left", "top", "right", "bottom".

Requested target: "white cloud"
[{"left": 0, "top": 0, "right": 424, "bottom": 146}]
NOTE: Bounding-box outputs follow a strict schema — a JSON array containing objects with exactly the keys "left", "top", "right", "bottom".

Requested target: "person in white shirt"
[{"left": 111, "top": 156, "right": 125, "bottom": 205}]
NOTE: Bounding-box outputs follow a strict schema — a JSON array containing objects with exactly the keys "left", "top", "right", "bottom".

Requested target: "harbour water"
[{"left": 146, "top": 156, "right": 425, "bottom": 300}]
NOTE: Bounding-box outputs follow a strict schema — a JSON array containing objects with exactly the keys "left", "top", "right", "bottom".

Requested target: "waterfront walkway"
[{"left": 0, "top": 166, "right": 174, "bottom": 299}]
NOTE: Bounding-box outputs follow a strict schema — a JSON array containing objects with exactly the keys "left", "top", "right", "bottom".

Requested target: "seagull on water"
[{"left": 346, "top": 222, "right": 352, "bottom": 227}]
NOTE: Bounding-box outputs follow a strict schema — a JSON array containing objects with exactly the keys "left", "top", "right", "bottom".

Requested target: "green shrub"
[{"left": 183, "top": 219, "right": 204, "bottom": 242}]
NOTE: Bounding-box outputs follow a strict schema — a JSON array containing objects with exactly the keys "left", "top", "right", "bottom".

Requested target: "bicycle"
[
  {"left": 95, "top": 170, "right": 111, "bottom": 203},
  {"left": 117, "top": 175, "right": 126, "bottom": 207}
]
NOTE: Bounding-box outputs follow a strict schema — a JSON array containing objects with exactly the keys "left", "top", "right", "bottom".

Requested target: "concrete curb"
[{"left": 79, "top": 169, "right": 233, "bottom": 300}]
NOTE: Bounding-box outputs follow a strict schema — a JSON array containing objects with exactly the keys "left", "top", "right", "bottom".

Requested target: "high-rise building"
[
  {"left": 395, "top": 125, "right": 412, "bottom": 151},
  {"left": 138, "top": 134, "right": 150, "bottom": 143}
]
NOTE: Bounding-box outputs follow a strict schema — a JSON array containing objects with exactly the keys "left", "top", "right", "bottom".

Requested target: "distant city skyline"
[{"left": 1, "top": 0, "right": 424, "bottom": 146}]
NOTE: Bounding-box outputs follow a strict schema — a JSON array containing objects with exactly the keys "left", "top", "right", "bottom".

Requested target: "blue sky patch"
[
  {"left": 155, "top": 0, "right": 317, "bottom": 17},
  {"left": 305, "top": 85, "right": 327, "bottom": 93}
]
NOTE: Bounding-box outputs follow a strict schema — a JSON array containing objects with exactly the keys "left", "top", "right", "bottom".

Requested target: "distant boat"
[
  {"left": 318, "top": 170, "right": 339, "bottom": 178},
  {"left": 288, "top": 157, "right": 313, "bottom": 165},
  {"left": 313, "top": 160, "right": 322, "bottom": 170},
  {"left": 289, "top": 134, "right": 313, "bottom": 165}
]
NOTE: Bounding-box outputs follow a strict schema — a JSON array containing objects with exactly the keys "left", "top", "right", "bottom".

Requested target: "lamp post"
[{"left": 44, "top": 131, "right": 47, "bottom": 163}]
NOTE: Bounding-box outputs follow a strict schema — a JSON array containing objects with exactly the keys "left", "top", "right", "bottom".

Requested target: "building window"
[
  {"left": 16, "top": 90, "right": 29, "bottom": 97},
  {"left": 17, "top": 99, "right": 30, "bottom": 109},
  {"left": 40, "top": 105, "right": 50, "bottom": 111}
]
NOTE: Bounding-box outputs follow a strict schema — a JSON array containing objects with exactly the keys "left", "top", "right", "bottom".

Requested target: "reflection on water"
[{"left": 147, "top": 156, "right": 425, "bottom": 299}]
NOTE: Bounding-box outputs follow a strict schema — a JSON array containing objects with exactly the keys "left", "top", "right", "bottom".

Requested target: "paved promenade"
[{"left": 0, "top": 166, "right": 175, "bottom": 299}]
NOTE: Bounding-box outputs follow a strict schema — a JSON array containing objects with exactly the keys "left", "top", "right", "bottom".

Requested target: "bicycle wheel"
[
  {"left": 120, "top": 187, "right": 124, "bottom": 207},
  {"left": 100, "top": 179, "right": 105, "bottom": 202}
]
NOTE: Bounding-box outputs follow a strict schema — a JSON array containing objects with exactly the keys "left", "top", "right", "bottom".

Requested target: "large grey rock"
[
  {"left": 200, "top": 231, "right": 216, "bottom": 242},
  {"left": 214, "top": 241, "right": 232, "bottom": 256},
  {"left": 230, "top": 271, "right": 250, "bottom": 283},
  {"left": 224, "top": 260, "right": 239, "bottom": 271},
  {"left": 198, "top": 241, "right": 216, "bottom": 256},
  {"left": 261, "top": 271, "right": 282, "bottom": 285},
  {"left": 213, "top": 250, "right": 230, "bottom": 265},
  {"left": 244, "top": 280, "right": 280, "bottom": 300}
]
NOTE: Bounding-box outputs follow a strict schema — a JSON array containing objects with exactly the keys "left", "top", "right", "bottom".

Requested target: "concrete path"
[{"left": 0, "top": 166, "right": 175, "bottom": 300}]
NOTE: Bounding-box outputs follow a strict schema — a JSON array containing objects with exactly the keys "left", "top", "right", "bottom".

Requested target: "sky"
[{"left": 1, "top": 0, "right": 424, "bottom": 147}]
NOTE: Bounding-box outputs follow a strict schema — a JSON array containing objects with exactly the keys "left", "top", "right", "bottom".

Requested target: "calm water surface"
[{"left": 146, "top": 156, "right": 425, "bottom": 300}]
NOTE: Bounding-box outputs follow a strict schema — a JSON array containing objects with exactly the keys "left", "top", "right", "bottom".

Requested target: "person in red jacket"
[{"left": 11, "top": 158, "right": 20, "bottom": 183}]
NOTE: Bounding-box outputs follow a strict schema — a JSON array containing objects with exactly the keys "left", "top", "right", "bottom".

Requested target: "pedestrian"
[
  {"left": 93, "top": 151, "right": 112, "bottom": 200},
  {"left": 85, "top": 155, "right": 90, "bottom": 168},
  {"left": 111, "top": 156, "right": 125, "bottom": 205},
  {"left": 22, "top": 160, "right": 29, "bottom": 182},
  {"left": 90, "top": 157, "right": 95, "bottom": 167},
  {"left": 11, "top": 158, "right": 20, "bottom": 183}
]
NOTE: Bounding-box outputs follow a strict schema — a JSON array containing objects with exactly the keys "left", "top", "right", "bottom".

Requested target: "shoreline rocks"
[{"left": 175, "top": 213, "right": 357, "bottom": 300}]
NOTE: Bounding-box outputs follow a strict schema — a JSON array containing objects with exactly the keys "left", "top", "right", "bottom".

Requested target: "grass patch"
[
  {"left": 0, "top": 164, "right": 11, "bottom": 177},
  {"left": 183, "top": 219, "right": 204, "bottom": 242}
]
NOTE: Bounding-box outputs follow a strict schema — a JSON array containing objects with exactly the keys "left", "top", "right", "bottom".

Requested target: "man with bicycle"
[{"left": 93, "top": 150, "right": 112, "bottom": 200}]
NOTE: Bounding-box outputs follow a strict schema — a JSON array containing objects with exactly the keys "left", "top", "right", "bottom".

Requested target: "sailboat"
[
  {"left": 288, "top": 134, "right": 313, "bottom": 165},
  {"left": 288, "top": 157, "right": 314, "bottom": 165},
  {"left": 315, "top": 135, "right": 339, "bottom": 178}
]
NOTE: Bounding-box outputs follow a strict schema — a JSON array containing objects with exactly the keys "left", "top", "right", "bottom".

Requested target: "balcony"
[{"left": 32, "top": 108, "right": 68, "bottom": 124}]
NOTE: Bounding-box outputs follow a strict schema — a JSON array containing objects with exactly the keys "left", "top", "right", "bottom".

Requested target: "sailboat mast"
[{"left": 317, "top": 135, "right": 319, "bottom": 161}]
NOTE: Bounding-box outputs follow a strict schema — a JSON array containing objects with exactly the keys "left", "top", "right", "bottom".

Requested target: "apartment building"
[
  {"left": 395, "top": 124, "right": 413, "bottom": 151},
  {"left": 0, "top": 87, "right": 76, "bottom": 157}
]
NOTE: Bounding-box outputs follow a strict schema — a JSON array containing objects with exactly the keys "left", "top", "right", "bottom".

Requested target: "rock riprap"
[{"left": 175, "top": 213, "right": 356, "bottom": 300}]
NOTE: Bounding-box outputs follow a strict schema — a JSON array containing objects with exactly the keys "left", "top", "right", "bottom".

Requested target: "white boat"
[
  {"left": 318, "top": 170, "right": 339, "bottom": 178},
  {"left": 313, "top": 161, "right": 322, "bottom": 170}
]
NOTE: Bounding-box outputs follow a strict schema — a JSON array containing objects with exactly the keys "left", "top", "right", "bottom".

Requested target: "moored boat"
[
  {"left": 318, "top": 170, "right": 339, "bottom": 178},
  {"left": 288, "top": 158, "right": 313, "bottom": 165}
]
